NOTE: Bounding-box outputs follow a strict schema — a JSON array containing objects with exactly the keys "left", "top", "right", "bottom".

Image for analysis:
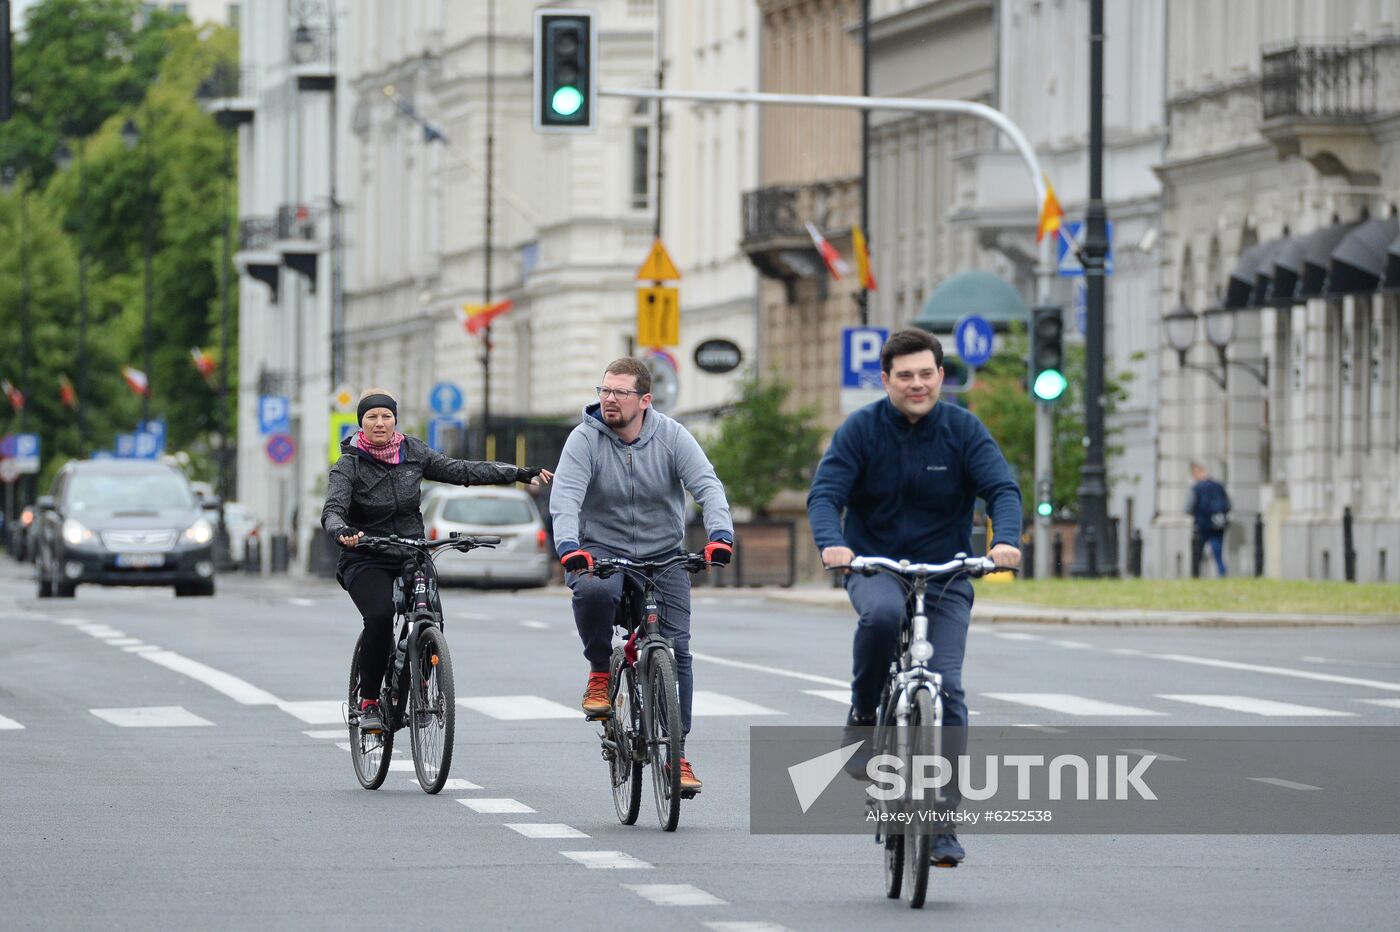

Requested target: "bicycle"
[
  {"left": 345, "top": 532, "right": 500, "bottom": 794},
  {"left": 837, "top": 553, "right": 1005, "bottom": 909},
  {"left": 587, "top": 551, "right": 721, "bottom": 831}
]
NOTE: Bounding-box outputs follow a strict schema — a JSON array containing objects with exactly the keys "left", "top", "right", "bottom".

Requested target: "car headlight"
[
  {"left": 62, "top": 518, "right": 94, "bottom": 546},
  {"left": 182, "top": 518, "right": 214, "bottom": 545}
]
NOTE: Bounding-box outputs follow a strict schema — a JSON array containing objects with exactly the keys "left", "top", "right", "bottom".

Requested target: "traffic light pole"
[{"left": 1034, "top": 233, "right": 1054, "bottom": 580}]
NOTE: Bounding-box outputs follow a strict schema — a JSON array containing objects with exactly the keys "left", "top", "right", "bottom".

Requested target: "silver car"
[{"left": 422, "top": 486, "right": 552, "bottom": 588}]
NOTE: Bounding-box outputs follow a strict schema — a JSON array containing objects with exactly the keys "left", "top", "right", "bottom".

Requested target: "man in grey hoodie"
[{"left": 551, "top": 357, "right": 735, "bottom": 793}]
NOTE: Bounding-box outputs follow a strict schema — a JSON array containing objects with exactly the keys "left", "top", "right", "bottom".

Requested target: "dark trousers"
[
  {"left": 346, "top": 566, "right": 397, "bottom": 701},
  {"left": 1192, "top": 530, "right": 1227, "bottom": 577},
  {"left": 568, "top": 557, "right": 694, "bottom": 739},
  {"left": 846, "top": 571, "right": 973, "bottom": 726}
]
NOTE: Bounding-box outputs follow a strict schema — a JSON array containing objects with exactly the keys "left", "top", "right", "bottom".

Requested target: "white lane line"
[
  {"left": 304, "top": 729, "right": 346, "bottom": 739},
  {"left": 1119, "top": 747, "right": 1186, "bottom": 762},
  {"left": 1146, "top": 652, "right": 1400, "bottom": 693},
  {"left": 1108, "top": 648, "right": 1145, "bottom": 656},
  {"left": 387, "top": 760, "right": 416, "bottom": 772},
  {"left": 1049, "top": 639, "right": 1093, "bottom": 650},
  {"left": 0, "top": 713, "right": 24, "bottom": 730},
  {"left": 458, "top": 798, "right": 536, "bottom": 814},
  {"left": 458, "top": 695, "right": 578, "bottom": 720},
  {"left": 519, "top": 620, "right": 549, "bottom": 629},
  {"left": 982, "top": 693, "right": 1167, "bottom": 716},
  {"left": 278, "top": 700, "right": 346, "bottom": 724},
  {"left": 106, "top": 638, "right": 143, "bottom": 647},
  {"left": 288, "top": 598, "right": 317, "bottom": 607},
  {"left": 1303, "top": 656, "right": 1400, "bottom": 669},
  {"left": 1157, "top": 694, "right": 1354, "bottom": 717},
  {"left": 992, "top": 632, "right": 1042, "bottom": 641},
  {"left": 504, "top": 823, "right": 589, "bottom": 839},
  {"left": 77, "top": 623, "right": 121, "bottom": 635},
  {"left": 410, "top": 777, "right": 482, "bottom": 791},
  {"left": 336, "top": 742, "right": 353, "bottom": 752},
  {"left": 123, "top": 644, "right": 161, "bottom": 653},
  {"left": 139, "top": 651, "right": 281, "bottom": 705},
  {"left": 691, "top": 691, "right": 783, "bottom": 717},
  {"left": 90, "top": 706, "right": 214, "bottom": 727},
  {"left": 1359, "top": 698, "right": 1400, "bottom": 709},
  {"left": 804, "top": 689, "right": 851, "bottom": 705},
  {"left": 705, "top": 923, "right": 794, "bottom": 932},
  {"left": 560, "top": 851, "right": 653, "bottom": 870},
  {"left": 624, "top": 883, "right": 726, "bottom": 905},
  {"left": 691, "top": 651, "right": 846, "bottom": 687},
  {"left": 57, "top": 618, "right": 92, "bottom": 626},
  {"left": 1249, "top": 777, "right": 1322, "bottom": 791}
]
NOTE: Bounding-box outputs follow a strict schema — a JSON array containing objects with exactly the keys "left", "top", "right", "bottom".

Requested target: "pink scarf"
[{"left": 356, "top": 430, "right": 405, "bottom": 464}]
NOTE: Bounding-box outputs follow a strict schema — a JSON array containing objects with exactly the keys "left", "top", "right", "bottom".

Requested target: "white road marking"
[
  {"left": 1146, "top": 652, "right": 1400, "bottom": 693},
  {"left": 139, "top": 651, "right": 281, "bottom": 705},
  {"left": 1249, "top": 777, "right": 1322, "bottom": 791},
  {"left": 1108, "top": 648, "right": 1145, "bottom": 656},
  {"left": 690, "top": 691, "right": 783, "bottom": 717},
  {"left": 1119, "top": 748, "right": 1186, "bottom": 762},
  {"left": 288, "top": 598, "right": 316, "bottom": 607},
  {"left": 1157, "top": 695, "right": 1354, "bottom": 717},
  {"left": 57, "top": 618, "right": 92, "bottom": 626},
  {"left": 624, "top": 883, "right": 726, "bottom": 905},
  {"left": 561, "top": 851, "right": 653, "bottom": 870},
  {"left": 992, "top": 632, "right": 1042, "bottom": 641},
  {"left": 1359, "top": 698, "right": 1400, "bottom": 709},
  {"left": 412, "top": 777, "right": 482, "bottom": 791},
  {"left": 1049, "top": 639, "right": 1092, "bottom": 649},
  {"left": 504, "top": 823, "right": 589, "bottom": 839},
  {"left": 106, "top": 638, "right": 143, "bottom": 647},
  {"left": 458, "top": 695, "right": 578, "bottom": 720},
  {"left": 458, "top": 798, "right": 536, "bottom": 814},
  {"left": 387, "top": 760, "right": 417, "bottom": 772},
  {"left": 278, "top": 700, "right": 346, "bottom": 724},
  {"left": 123, "top": 645, "right": 161, "bottom": 653},
  {"left": 691, "top": 651, "right": 846, "bottom": 687},
  {"left": 459, "top": 612, "right": 492, "bottom": 622},
  {"left": 303, "top": 729, "right": 346, "bottom": 739},
  {"left": 0, "top": 714, "right": 24, "bottom": 730},
  {"left": 1302, "top": 655, "right": 1400, "bottom": 669},
  {"left": 705, "top": 923, "right": 794, "bottom": 932},
  {"left": 90, "top": 706, "right": 214, "bottom": 727},
  {"left": 77, "top": 623, "right": 121, "bottom": 636},
  {"left": 982, "top": 693, "right": 1167, "bottom": 716},
  {"left": 519, "top": 620, "right": 549, "bottom": 629},
  {"left": 804, "top": 689, "right": 852, "bottom": 705}
]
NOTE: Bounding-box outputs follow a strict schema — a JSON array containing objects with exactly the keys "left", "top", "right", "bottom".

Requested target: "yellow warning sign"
[
  {"left": 637, "top": 286, "right": 680, "bottom": 347},
  {"left": 636, "top": 239, "right": 682, "bottom": 281}
]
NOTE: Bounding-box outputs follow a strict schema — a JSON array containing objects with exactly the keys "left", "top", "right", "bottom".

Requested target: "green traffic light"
[
  {"left": 551, "top": 85, "right": 584, "bottom": 116},
  {"left": 1033, "top": 369, "right": 1068, "bottom": 402},
  {"left": 1037, "top": 501, "right": 1054, "bottom": 517}
]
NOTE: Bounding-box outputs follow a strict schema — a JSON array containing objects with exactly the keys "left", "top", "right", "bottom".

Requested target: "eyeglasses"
[{"left": 596, "top": 387, "right": 641, "bottom": 400}]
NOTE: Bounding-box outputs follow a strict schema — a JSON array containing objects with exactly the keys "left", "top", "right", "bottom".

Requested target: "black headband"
[{"left": 357, "top": 394, "right": 398, "bottom": 425}]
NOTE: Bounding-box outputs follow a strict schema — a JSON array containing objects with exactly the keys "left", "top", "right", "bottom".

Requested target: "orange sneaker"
[
  {"left": 678, "top": 757, "right": 703, "bottom": 792},
  {"left": 581, "top": 671, "right": 612, "bottom": 716}
]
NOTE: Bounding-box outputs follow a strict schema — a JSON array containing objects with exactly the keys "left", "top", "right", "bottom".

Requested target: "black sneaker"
[
  {"left": 357, "top": 700, "right": 384, "bottom": 734},
  {"left": 843, "top": 706, "right": 877, "bottom": 779}
]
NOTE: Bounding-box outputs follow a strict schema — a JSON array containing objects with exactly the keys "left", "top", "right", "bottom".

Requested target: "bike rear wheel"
[
  {"left": 646, "top": 650, "right": 683, "bottom": 832},
  {"left": 608, "top": 647, "right": 643, "bottom": 825},
  {"left": 409, "top": 624, "right": 455, "bottom": 794},
  {"left": 348, "top": 632, "right": 393, "bottom": 790},
  {"left": 903, "top": 687, "right": 936, "bottom": 909}
]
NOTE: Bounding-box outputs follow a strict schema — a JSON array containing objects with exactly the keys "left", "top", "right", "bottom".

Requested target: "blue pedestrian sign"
[
  {"left": 841, "top": 327, "right": 888, "bottom": 389},
  {"left": 265, "top": 433, "right": 296, "bottom": 465},
  {"left": 954, "top": 314, "right": 995, "bottom": 368},
  {"left": 1056, "top": 220, "right": 1114, "bottom": 277},
  {"left": 427, "top": 417, "right": 466, "bottom": 452},
  {"left": 429, "top": 382, "right": 465, "bottom": 416},
  {"left": 258, "top": 395, "right": 291, "bottom": 435}
]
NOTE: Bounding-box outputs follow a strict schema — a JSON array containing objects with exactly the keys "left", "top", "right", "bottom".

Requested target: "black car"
[{"left": 34, "top": 460, "right": 218, "bottom": 598}]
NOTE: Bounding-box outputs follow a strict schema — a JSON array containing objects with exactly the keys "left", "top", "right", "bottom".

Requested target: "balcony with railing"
[
  {"left": 741, "top": 178, "right": 860, "bottom": 285},
  {"left": 1259, "top": 37, "right": 1400, "bottom": 180},
  {"left": 196, "top": 63, "right": 258, "bottom": 128}
]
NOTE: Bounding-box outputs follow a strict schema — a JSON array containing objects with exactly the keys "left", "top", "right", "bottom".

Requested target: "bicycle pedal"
[
  {"left": 585, "top": 712, "right": 611, "bottom": 722},
  {"left": 680, "top": 789, "right": 699, "bottom": 800},
  {"left": 934, "top": 861, "right": 958, "bottom": 869}
]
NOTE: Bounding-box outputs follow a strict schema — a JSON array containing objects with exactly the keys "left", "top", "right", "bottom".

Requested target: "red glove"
[
  {"left": 704, "top": 540, "right": 733, "bottom": 566},
  {"left": 561, "top": 549, "right": 594, "bottom": 573}
]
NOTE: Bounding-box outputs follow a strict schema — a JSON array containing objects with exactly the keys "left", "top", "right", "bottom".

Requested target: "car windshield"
[
  {"left": 440, "top": 497, "right": 536, "bottom": 526},
  {"left": 66, "top": 472, "right": 196, "bottom": 512}
]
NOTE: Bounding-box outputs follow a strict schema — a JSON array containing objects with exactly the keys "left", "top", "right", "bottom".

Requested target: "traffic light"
[
  {"left": 1030, "top": 304, "right": 1067, "bottom": 403},
  {"left": 1036, "top": 476, "right": 1054, "bottom": 519},
  {"left": 534, "top": 9, "right": 596, "bottom": 133}
]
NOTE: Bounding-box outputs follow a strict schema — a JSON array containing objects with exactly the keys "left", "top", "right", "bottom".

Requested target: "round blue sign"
[
  {"left": 429, "top": 381, "right": 465, "bottom": 416},
  {"left": 265, "top": 433, "right": 296, "bottom": 465},
  {"left": 954, "top": 314, "right": 996, "bottom": 368}
]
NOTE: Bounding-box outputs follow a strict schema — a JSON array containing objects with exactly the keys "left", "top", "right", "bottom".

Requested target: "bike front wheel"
[
  {"left": 608, "top": 646, "right": 643, "bottom": 825},
  {"left": 348, "top": 632, "right": 393, "bottom": 790},
  {"left": 903, "top": 686, "right": 936, "bottom": 909},
  {"left": 409, "top": 625, "right": 455, "bottom": 794},
  {"left": 646, "top": 650, "right": 683, "bottom": 832}
]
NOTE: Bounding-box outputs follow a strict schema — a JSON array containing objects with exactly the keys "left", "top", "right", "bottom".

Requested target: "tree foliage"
[{"left": 705, "top": 374, "right": 824, "bottom": 518}]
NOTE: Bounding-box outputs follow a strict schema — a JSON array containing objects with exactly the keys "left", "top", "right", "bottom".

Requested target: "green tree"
[{"left": 705, "top": 374, "right": 824, "bottom": 518}]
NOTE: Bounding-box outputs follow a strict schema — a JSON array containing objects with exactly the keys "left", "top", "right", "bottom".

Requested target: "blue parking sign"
[
  {"left": 258, "top": 395, "right": 291, "bottom": 435},
  {"left": 841, "top": 327, "right": 888, "bottom": 390}
]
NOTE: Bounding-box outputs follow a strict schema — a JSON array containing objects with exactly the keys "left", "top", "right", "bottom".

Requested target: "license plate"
[{"left": 115, "top": 553, "right": 165, "bottom": 569}]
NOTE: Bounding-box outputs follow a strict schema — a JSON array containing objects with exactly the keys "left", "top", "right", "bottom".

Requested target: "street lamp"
[
  {"left": 122, "top": 112, "right": 157, "bottom": 425},
  {"left": 53, "top": 141, "right": 90, "bottom": 453},
  {"left": 1163, "top": 305, "right": 1267, "bottom": 388},
  {"left": 291, "top": 23, "right": 316, "bottom": 64}
]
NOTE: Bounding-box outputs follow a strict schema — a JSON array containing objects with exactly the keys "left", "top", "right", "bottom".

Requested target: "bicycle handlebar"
[
  {"left": 836, "top": 554, "right": 1008, "bottom": 579},
  {"left": 357, "top": 533, "right": 501, "bottom": 554},
  {"left": 589, "top": 552, "right": 717, "bottom": 578}
]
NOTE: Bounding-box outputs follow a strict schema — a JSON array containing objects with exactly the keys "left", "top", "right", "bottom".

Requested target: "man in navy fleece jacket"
[{"left": 807, "top": 328, "right": 1021, "bottom": 863}]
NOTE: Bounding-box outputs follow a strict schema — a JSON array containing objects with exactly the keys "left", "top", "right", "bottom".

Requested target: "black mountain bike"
[
  {"left": 588, "top": 552, "right": 720, "bottom": 832},
  {"left": 346, "top": 533, "right": 499, "bottom": 794},
  {"left": 840, "top": 553, "right": 1005, "bottom": 909}
]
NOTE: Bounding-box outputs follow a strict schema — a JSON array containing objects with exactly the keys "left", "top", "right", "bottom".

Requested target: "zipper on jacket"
[{"left": 626, "top": 449, "right": 637, "bottom": 555}]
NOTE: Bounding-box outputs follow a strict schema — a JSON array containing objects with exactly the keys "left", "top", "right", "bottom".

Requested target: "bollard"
[
  {"left": 1052, "top": 532, "right": 1064, "bottom": 578},
  {"left": 1253, "top": 513, "right": 1265, "bottom": 578},
  {"left": 244, "top": 535, "right": 261, "bottom": 574},
  {"left": 1023, "top": 539, "right": 1035, "bottom": 580},
  {"left": 1128, "top": 529, "right": 1143, "bottom": 578},
  {"left": 270, "top": 533, "right": 290, "bottom": 574},
  {"left": 1085, "top": 524, "right": 1099, "bottom": 577},
  {"left": 1343, "top": 506, "right": 1356, "bottom": 583}
]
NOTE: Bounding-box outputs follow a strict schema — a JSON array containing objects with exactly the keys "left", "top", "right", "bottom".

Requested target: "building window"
[
  {"left": 630, "top": 100, "right": 651, "bottom": 211},
  {"left": 228, "top": 3, "right": 240, "bottom": 29}
]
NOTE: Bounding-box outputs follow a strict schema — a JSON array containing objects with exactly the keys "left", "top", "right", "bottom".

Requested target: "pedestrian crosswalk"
[{"left": 89, "top": 706, "right": 214, "bottom": 727}]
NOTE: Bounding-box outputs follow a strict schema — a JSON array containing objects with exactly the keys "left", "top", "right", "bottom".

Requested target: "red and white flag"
[
  {"left": 1, "top": 379, "right": 23, "bottom": 412},
  {"left": 122, "top": 366, "right": 150, "bottom": 396},
  {"left": 454, "top": 299, "right": 514, "bottom": 336},
  {"left": 59, "top": 374, "right": 77, "bottom": 408},
  {"left": 190, "top": 347, "right": 216, "bottom": 381},
  {"left": 805, "top": 221, "right": 851, "bottom": 280}
]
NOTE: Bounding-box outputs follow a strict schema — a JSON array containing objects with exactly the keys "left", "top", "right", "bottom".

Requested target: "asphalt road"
[{"left": 3, "top": 560, "right": 1399, "bottom": 931}]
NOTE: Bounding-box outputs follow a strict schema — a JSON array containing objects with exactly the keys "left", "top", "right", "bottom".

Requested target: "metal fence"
[{"left": 1261, "top": 41, "right": 1380, "bottom": 120}]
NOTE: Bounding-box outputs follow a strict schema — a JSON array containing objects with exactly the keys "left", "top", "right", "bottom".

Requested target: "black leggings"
[{"left": 347, "top": 566, "right": 397, "bottom": 701}]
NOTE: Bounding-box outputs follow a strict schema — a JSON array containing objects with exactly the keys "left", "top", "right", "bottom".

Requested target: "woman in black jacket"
[{"left": 321, "top": 388, "right": 553, "bottom": 733}]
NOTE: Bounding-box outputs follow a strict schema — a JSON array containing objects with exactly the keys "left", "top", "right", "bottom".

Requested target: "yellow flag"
[{"left": 1037, "top": 175, "right": 1064, "bottom": 243}]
